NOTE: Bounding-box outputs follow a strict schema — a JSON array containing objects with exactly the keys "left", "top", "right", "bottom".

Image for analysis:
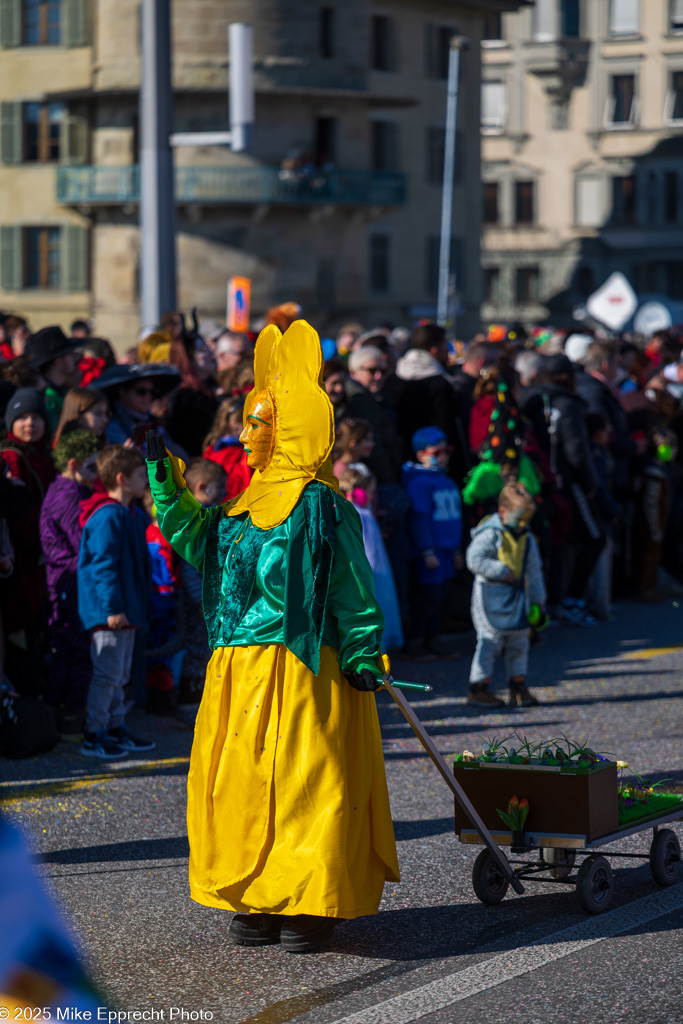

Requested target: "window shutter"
[
  {"left": 64, "top": 0, "right": 88, "bottom": 47},
  {"left": 1, "top": 226, "right": 23, "bottom": 291},
  {"left": 424, "top": 24, "right": 435, "bottom": 77},
  {"left": 0, "top": 0, "right": 21, "bottom": 48},
  {"left": 61, "top": 112, "right": 88, "bottom": 164},
  {"left": 534, "top": 0, "right": 556, "bottom": 41},
  {"left": 0, "top": 102, "right": 21, "bottom": 164},
  {"left": 481, "top": 82, "right": 506, "bottom": 130},
  {"left": 576, "top": 177, "right": 603, "bottom": 227},
  {"left": 609, "top": 0, "right": 639, "bottom": 35},
  {"left": 63, "top": 224, "right": 88, "bottom": 291}
]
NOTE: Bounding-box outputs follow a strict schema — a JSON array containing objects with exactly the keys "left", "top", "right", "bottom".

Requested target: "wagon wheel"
[
  {"left": 542, "top": 847, "right": 577, "bottom": 880},
  {"left": 472, "top": 849, "right": 510, "bottom": 905},
  {"left": 649, "top": 829, "right": 681, "bottom": 887},
  {"left": 576, "top": 855, "right": 614, "bottom": 914}
]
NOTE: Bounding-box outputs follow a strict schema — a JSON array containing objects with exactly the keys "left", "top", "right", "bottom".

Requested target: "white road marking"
[{"left": 326, "top": 886, "right": 683, "bottom": 1024}]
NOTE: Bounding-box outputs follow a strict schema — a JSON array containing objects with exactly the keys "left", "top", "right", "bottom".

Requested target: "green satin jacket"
[{"left": 147, "top": 461, "right": 384, "bottom": 675}]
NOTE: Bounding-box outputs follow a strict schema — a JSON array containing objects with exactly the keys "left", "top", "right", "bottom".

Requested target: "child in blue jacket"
[
  {"left": 78, "top": 445, "right": 154, "bottom": 759},
  {"left": 402, "top": 426, "right": 463, "bottom": 659}
]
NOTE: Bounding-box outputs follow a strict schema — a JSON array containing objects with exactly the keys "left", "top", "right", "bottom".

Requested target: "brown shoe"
[
  {"left": 508, "top": 677, "right": 540, "bottom": 708},
  {"left": 466, "top": 682, "right": 505, "bottom": 708}
]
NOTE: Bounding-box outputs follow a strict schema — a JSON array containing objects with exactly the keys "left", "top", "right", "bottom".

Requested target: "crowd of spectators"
[{"left": 0, "top": 302, "right": 682, "bottom": 757}]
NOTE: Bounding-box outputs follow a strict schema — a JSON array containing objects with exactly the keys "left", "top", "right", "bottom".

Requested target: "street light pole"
[
  {"left": 140, "top": 0, "right": 177, "bottom": 328},
  {"left": 437, "top": 36, "right": 467, "bottom": 328},
  {"left": 139, "top": 14, "right": 253, "bottom": 327}
]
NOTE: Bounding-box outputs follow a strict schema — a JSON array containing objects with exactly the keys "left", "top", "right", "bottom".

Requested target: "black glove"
[
  {"left": 147, "top": 429, "right": 167, "bottom": 482},
  {"left": 345, "top": 668, "right": 379, "bottom": 692}
]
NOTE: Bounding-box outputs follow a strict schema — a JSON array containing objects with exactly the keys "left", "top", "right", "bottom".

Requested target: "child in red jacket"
[{"left": 202, "top": 397, "right": 251, "bottom": 500}]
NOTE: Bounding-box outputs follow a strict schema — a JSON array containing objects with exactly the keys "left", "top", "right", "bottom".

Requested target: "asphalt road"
[{"left": 2, "top": 599, "right": 683, "bottom": 1024}]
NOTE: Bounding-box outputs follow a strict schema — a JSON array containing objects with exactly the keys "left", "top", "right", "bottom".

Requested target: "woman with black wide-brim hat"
[{"left": 95, "top": 363, "right": 184, "bottom": 457}]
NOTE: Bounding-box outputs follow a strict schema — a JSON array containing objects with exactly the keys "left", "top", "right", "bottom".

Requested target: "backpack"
[{"left": 0, "top": 691, "right": 59, "bottom": 759}]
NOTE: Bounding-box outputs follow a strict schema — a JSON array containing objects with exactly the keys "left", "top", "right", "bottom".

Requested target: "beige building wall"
[
  {"left": 481, "top": 0, "right": 683, "bottom": 326},
  {"left": 1, "top": 0, "right": 521, "bottom": 349}
]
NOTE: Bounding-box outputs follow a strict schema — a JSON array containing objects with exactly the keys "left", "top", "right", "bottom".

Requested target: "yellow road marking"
[
  {"left": 0, "top": 756, "right": 190, "bottom": 803},
  {"left": 623, "top": 645, "right": 683, "bottom": 660}
]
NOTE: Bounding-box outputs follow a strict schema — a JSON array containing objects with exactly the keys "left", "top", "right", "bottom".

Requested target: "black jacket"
[
  {"left": 344, "top": 378, "right": 401, "bottom": 484},
  {"left": 521, "top": 381, "right": 597, "bottom": 495},
  {"left": 574, "top": 368, "right": 634, "bottom": 495}
]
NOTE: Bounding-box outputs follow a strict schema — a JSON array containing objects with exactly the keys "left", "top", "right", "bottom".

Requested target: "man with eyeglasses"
[{"left": 345, "top": 346, "right": 401, "bottom": 485}]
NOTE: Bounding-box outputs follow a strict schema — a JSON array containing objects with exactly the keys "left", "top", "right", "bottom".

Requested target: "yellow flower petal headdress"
[{"left": 228, "top": 319, "right": 339, "bottom": 529}]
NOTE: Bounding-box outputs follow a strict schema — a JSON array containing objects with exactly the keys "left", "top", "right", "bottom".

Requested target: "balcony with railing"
[{"left": 56, "top": 164, "right": 407, "bottom": 207}]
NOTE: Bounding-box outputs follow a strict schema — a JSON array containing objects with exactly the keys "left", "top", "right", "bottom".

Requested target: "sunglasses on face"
[
  {"left": 133, "top": 387, "right": 155, "bottom": 397},
  {"left": 362, "top": 365, "right": 385, "bottom": 376}
]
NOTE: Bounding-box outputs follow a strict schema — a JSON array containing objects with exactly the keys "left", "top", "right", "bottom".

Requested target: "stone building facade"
[
  {"left": 481, "top": 0, "right": 683, "bottom": 326},
  {"left": 0, "top": 0, "right": 521, "bottom": 347}
]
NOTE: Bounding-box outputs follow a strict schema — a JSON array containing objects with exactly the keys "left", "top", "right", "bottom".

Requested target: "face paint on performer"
[{"left": 240, "top": 390, "right": 275, "bottom": 470}]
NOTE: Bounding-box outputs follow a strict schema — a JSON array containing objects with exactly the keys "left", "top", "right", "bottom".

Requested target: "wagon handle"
[{"left": 380, "top": 673, "right": 525, "bottom": 894}]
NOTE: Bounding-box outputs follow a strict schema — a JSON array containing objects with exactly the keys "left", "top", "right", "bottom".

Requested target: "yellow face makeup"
[{"left": 240, "top": 389, "right": 275, "bottom": 470}]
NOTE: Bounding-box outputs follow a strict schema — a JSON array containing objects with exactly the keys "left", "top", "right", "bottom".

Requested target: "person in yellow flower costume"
[{"left": 146, "top": 320, "right": 399, "bottom": 953}]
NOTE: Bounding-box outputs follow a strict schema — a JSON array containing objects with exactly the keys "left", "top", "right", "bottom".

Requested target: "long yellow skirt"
[{"left": 187, "top": 644, "right": 400, "bottom": 919}]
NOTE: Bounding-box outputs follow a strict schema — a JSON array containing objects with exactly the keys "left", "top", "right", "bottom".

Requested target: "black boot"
[
  {"left": 228, "top": 913, "right": 281, "bottom": 946},
  {"left": 280, "top": 915, "right": 337, "bottom": 953}
]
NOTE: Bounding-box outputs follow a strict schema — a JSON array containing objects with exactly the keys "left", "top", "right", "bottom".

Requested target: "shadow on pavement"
[{"left": 39, "top": 835, "right": 190, "bottom": 864}]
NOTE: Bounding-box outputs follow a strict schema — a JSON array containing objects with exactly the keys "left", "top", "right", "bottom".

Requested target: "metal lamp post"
[
  {"left": 139, "top": 5, "right": 253, "bottom": 327},
  {"left": 437, "top": 35, "right": 468, "bottom": 329}
]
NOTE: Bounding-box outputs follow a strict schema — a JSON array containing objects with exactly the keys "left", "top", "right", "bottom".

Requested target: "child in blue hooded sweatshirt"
[{"left": 402, "top": 426, "right": 463, "bottom": 659}]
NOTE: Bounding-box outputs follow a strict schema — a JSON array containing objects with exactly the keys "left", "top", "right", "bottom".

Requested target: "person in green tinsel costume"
[{"left": 463, "top": 364, "right": 542, "bottom": 516}]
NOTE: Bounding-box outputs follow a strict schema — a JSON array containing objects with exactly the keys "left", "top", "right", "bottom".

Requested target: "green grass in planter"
[{"left": 618, "top": 792, "right": 683, "bottom": 826}]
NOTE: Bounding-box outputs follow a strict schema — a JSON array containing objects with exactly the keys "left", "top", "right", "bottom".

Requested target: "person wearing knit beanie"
[{"left": 5, "top": 388, "right": 48, "bottom": 435}]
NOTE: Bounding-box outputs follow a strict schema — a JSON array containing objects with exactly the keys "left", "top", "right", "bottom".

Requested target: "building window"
[
  {"left": 24, "top": 101, "right": 64, "bottom": 162},
  {"left": 647, "top": 171, "right": 658, "bottom": 222},
  {"left": 483, "top": 182, "right": 499, "bottom": 224},
  {"left": 612, "top": 175, "right": 637, "bottom": 224},
  {"left": 25, "top": 226, "right": 61, "bottom": 288},
  {"left": 426, "top": 126, "right": 445, "bottom": 184},
  {"left": 371, "top": 121, "right": 399, "bottom": 172},
  {"left": 484, "top": 267, "right": 501, "bottom": 304},
  {"left": 562, "top": 0, "right": 581, "bottom": 37},
  {"left": 314, "top": 116, "right": 336, "bottom": 165},
  {"left": 371, "top": 15, "right": 395, "bottom": 72},
  {"left": 425, "top": 236, "right": 461, "bottom": 295},
  {"left": 575, "top": 176, "right": 603, "bottom": 227},
  {"left": 481, "top": 81, "right": 507, "bottom": 133},
  {"left": 516, "top": 267, "right": 540, "bottom": 304},
  {"left": 23, "top": 0, "right": 62, "bottom": 45},
  {"left": 515, "top": 181, "right": 535, "bottom": 224},
  {"left": 425, "top": 24, "right": 452, "bottom": 79},
  {"left": 369, "top": 234, "right": 390, "bottom": 292},
  {"left": 672, "top": 0, "right": 683, "bottom": 32},
  {"left": 316, "top": 257, "right": 336, "bottom": 308},
  {"left": 665, "top": 172, "right": 679, "bottom": 223},
  {"left": 665, "top": 70, "right": 683, "bottom": 122},
  {"left": 608, "top": 0, "right": 639, "bottom": 36},
  {"left": 320, "top": 7, "right": 334, "bottom": 59},
  {"left": 606, "top": 74, "right": 636, "bottom": 126},
  {"left": 483, "top": 13, "right": 502, "bottom": 41},
  {"left": 576, "top": 266, "right": 595, "bottom": 297}
]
